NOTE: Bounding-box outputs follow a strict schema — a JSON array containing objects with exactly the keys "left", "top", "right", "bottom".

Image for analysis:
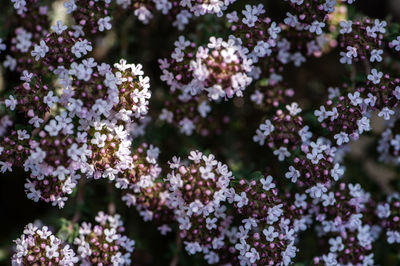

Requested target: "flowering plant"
[{"left": 1, "top": 0, "right": 400, "bottom": 265}]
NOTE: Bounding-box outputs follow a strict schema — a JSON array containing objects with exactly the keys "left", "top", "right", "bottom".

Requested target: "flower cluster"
[
  {"left": 4, "top": 0, "right": 50, "bottom": 73},
  {"left": 74, "top": 211, "right": 135, "bottom": 265},
  {"left": 114, "top": 0, "right": 235, "bottom": 29},
  {"left": 12, "top": 223, "right": 78, "bottom": 265},
  {"left": 24, "top": 127, "right": 82, "bottom": 208},
  {"left": 161, "top": 36, "right": 253, "bottom": 101},
  {"left": 339, "top": 18, "right": 385, "bottom": 64},
  {"left": 376, "top": 193, "right": 400, "bottom": 244},
  {"left": 231, "top": 178, "right": 300, "bottom": 265},
  {"left": 65, "top": 0, "right": 112, "bottom": 35},
  {"left": 164, "top": 151, "right": 234, "bottom": 259}
]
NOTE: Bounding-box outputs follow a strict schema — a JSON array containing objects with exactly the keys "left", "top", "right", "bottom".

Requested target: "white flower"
[
  {"left": 242, "top": 5, "right": 259, "bottom": 27},
  {"left": 387, "top": 231, "right": 400, "bottom": 244},
  {"left": 273, "top": 147, "right": 290, "bottom": 161},
  {"left": 234, "top": 192, "right": 249, "bottom": 208},
  {"left": 98, "top": 17, "right": 112, "bottom": 32},
  {"left": 226, "top": 11, "right": 238, "bottom": 23},
  {"left": 91, "top": 132, "right": 107, "bottom": 148},
  {"left": 295, "top": 193, "right": 307, "bottom": 209},
  {"left": 29, "top": 116, "right": 44, "bottom": 128},
  {"left": 260, "top": 119, "right": 274, "bottom": 136},
  {"left": 54, "top": 166, "right": 70, "bottom": 181},
  {"left": 44, "top": 119, "right": 62, "bottom": 136},
  {"left": 364, "top": 93, "right": 376, "bottom": 107},
  {"left": 334, "top": 132, "right": 349, "bottom": 146},
  {"left": 314, "top": 106, "right": 328, "bottom": 122},
  {"left": 64, "top": 0, "right": 77, "bottom": 13},
  {"left": 242, "top": 218, "right": 257, "bottom": 230},
  {"left": 328, "top": 87, "right": 341, "bottom": 99},
  {"left": 292, "top": 52, "right": 306, "bottom": 66},
  {"left": 245, "top": 248, "right": 260, "bottom": 263},
  {"left": 370, "top": 49, "right": 383, "bottom": 62},
  {"left": 284, "top": 12, "right": 298, "bottom": 27},
  {"left": 327, "top": 107, "right": 339, "bottom": 121},
  {"left": 367, "top": 69, "right": 383, "bottom": 84},
  {"left": 306, "top": 183, "right": 327, "bottom": 199},
  {"left": 198, "top": 101, "right": 211, "bottom": 118},
  {"left": 260, "top": 175, "right": 275, "bottom": 191},
  {"left": 348, "top": 91, "right": 363, "bottom": 106},
  {"left": 206, "top": 217, "right": 217, "bottom": 230},
  {"left": 330, "top": 163, "right": 344, "bottom": 181},
  {"left": 346, "top": 46, "right": 357, "bottom": 58},
  {"left": 43, "top": 91, "right": 59, "bottom": 108},
  {"left": 263, "top": 226, "right": 279, "bottom": 241},
  {"left": 299, "top": 126, "right": 312, "bottom": 143},
  {"left": 376, "top": 203, "right": 390, "bottom": 218},
  {"left": 286, "top": 102, "right": 302, "bottom": 116},
  {"left": 253, "top": 129, "right": 266, "bottom": 145},
  {"left": 184, "top": 241, "right": 202, "bottom": 254},
  {"left": 71, "top": 40, "right": 92, "bottom": 58},
  {"left": 339, "top": 20, "right": 352, "bottom": 34},
  {"left": 267, "top": 204, "right": 283, "bottom": 224},
  {"left": 357, "top": 117, "right": 371, "bottom": 134},
  {"left": 268, "top": 22, "right": 281, "bottom": 39},
  {"left": 290, "top": 0, "right": 304, "bottom": 5},
  {"left": 31, "top": 40, "right": 49, "bottom": 60},
  {"left": 339, "top": 51, "right": 352, "bottom": 64},
  {"left": 306, "top": 149, "right": 323, "bottom": 164},
  {"left": 322, "top": 192, "right": 336, "bottom": 206},
  {"left": 20, "top": 70, "right": 33, "bottom": 82},
  {"left": 179, "top": 117, "right": 195, "bottom": 135},
  {"left": 5, "top": 95, "right": 17, "bottom": 110},
  {"left": 17, "top": 129, "right": 29, "bottom": 140},
  {"left": 390, "top": 36, "right": 400, "bottom": 51},
  {"left": 329, "top": 236, "right": 344, "bottom": 252},
  {"left": 157, "top": 224, "right": 172, "bottom": 235},
  {"left": 393, "top": 86, "right": 400, "bottom": 100},
  {"left": 285, "top": 166, "right": 300, "bottom": 183},
  {"left": 0, "top": 38, "right": 6, "bottom": 53},
  {"left": 146, "top": 145, "right": 160, "bottom": 164},
  {"left": 309, "top": 21, "right": 325, "bottom": 35},
  {"left": 373, "top": 19, "right": 387, "bottom": 34},
  {"left": 378, "top": 107, "right": 394, "bottom": 120},
  {"left": 51, "top": 20, "right": 68, "bottom": 34}
]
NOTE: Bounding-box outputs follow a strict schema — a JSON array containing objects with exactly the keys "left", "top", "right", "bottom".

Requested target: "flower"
[
  {"left": 31, "top": 40, "right": 49, "bottom": 60},
  {"left": 273, "top": 147, "right": 291, "bottom": 161},
  {"left": 378, "top": 107, "right": 394, "bottom": 120},
  {"left": 330, "top": 163, "right": 344, "bottom": 181},
  {"left": 340, "top": 20, "right": 353, "bottom": 34},
  {"left": 51, "top": 20, "right": 68, "bottom": 34},
  {"left": 263, "top": 226, "right": 279, "bottom": 241},
  {"left": 5, "top": 95, "right": 17, "bottom": 110},
  {"left": 260, "top": 175, "right": 276, "bottom": 191},
  {"left": 334, "top": 132, "right": 350, "bottom": 146},
  {"left": 285, "top": 166, "right": 300, "bottom": 183},
  {"left": 367, "top": 69, "right": 383, "bottom": 84},
  {"left": 309, "top": 21, "right": 325, "bottom": 35},
  {"left": 370, "top": 49, "right": 383, "bottom": 62},
  {"left": 98, "top": 17, "right": 112, "bottom": 32}
]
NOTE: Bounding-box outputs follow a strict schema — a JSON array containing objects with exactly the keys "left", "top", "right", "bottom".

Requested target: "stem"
[
  {"left": 107, "top": 182, "right": 116, "bottom": 215},
  {"left": 170, "top": 233, "right": 182, "bottom": 266},
  {"left": 363, "top": 58, "right": 371, "bottom": 74},
  {"left": 68, "top": 177, "right": 86, "bottom": 232},
  {"left": 351, "top": 64, "right": 356, "bottom": 90}
]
